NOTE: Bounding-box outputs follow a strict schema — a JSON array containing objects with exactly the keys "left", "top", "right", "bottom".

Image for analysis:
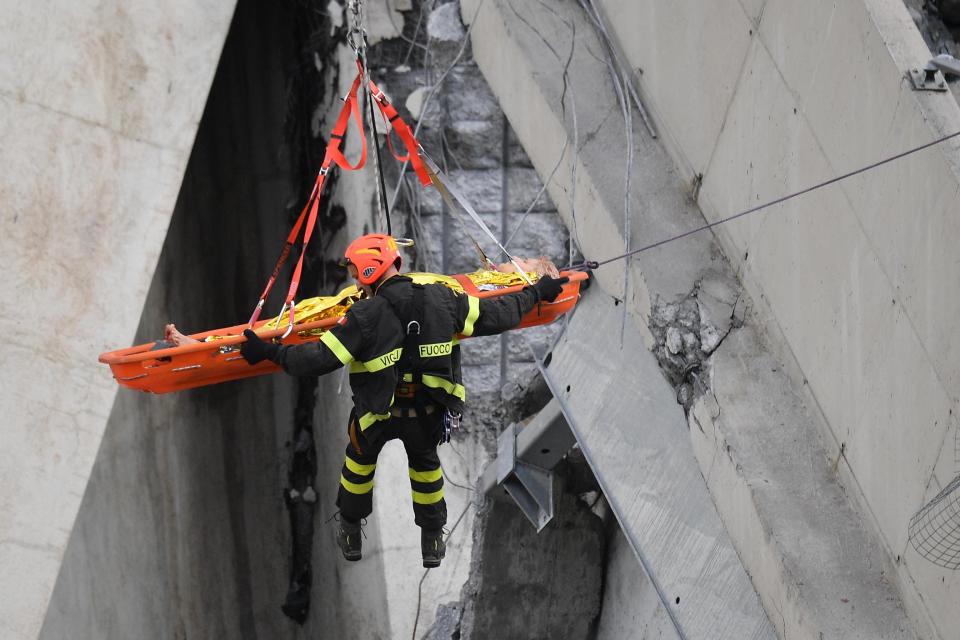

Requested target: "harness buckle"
[
  {"left": 406, "top": 320, "right": 421, "bottom": 335},
  {"left": 441, "top": 410, "right": 462, "bottom": 444}
]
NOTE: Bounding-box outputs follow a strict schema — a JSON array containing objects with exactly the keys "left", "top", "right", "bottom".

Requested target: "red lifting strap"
[
  {"left": 248, "top": 67, "right": 367, "bottom": 328},
  {"left": 248, "top": 62, "right": 433, "bottom": 332},
  {"left": 368, "top": 77, "right": 431, "bottom": 186}
]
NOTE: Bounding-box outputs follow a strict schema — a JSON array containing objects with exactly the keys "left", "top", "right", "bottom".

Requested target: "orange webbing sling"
[
  {"left": 250, "top": 62, "right": 432, "bottom": 336},
  {"left": 367, "top": 76, "right": 431, "bottom": 186},
  {"left": 248, "top": 61, "right": 369, "bottom": 331}
]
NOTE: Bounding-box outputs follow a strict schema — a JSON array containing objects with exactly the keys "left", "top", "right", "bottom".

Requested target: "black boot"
[
  {"left": 337, "top": 518, "right": 362, "bottom": 561},
  {"left": 421, "top": 528, "right": 446, "bottom": 568}
]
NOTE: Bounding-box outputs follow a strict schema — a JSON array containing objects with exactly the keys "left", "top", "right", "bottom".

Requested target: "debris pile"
[
  {"left": 649, "top": 271, "right": 742, "bottom": 411},
  {"left": 905, "top": 0, "right": 960, "bottom": 57}
]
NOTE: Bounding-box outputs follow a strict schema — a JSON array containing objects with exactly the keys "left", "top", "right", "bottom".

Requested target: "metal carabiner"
[
  {"left": 440, "top": 409, "right": 462, "bottom": 444},
  {"left": 282, "top": 302, "right": 296, "bottom": 339},
  {"left": 270, "top": 300, "right": 296, "bottom": 339}
]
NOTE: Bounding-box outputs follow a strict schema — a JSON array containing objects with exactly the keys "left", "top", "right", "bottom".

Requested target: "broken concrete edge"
[{"left": 648, "top": 269, "right": 744, "bottom": 413}]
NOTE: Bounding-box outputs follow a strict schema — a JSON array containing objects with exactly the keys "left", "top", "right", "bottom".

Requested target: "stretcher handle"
[{"left": 99, "top": 316, "right": 342, "bottom": 366}]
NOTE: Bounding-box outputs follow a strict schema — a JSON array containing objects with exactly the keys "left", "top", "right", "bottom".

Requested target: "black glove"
[
  {"left": 241, "top": 329, "right": 279, "bottom": 365},
  {"left": 531, "top": 275, "right": 569, "bottom": 303}
]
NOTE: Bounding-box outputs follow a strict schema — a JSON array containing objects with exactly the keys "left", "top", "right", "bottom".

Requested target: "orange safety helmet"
[{"left": 343, "top": 233, "right": 402, "bottom": 285}]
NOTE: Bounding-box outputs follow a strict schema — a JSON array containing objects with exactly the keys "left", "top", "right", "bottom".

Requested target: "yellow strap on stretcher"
[{"left": 260, "top": 270, "right": 540, "bottom": 336}]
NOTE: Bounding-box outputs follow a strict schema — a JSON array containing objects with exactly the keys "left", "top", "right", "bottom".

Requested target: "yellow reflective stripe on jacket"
[
  {"left": 412, "top": 487, "right": 444, "bottom": 505},
  {"left": 349, "top": 348, "right": 403, "bottom": 373},
  {"left": 363, "top": 347, "right": 403, "bottom": 372},
  {"left": 422, "top": 374, "right": 466, "bottom": 401},
  {"left": 340, "top": 475, "right": 374, "bottom": 494},
  {"left": 418, "top": 341, "right": 453, "bottom": 358},
  {"left": 409, "top": 468, "right": 443, "bottom": 483},
  {"left": 321, "top": 331, "right": 354, "bottom": 365},
  {"left": 345, "top": 457, "right": 376, "bottom": 476},
  {"left": 358, "top": 410, "right": 392, "bottom": 431},
  {"left": 461, "top": 295, "right": 480, "bottom": 337}
]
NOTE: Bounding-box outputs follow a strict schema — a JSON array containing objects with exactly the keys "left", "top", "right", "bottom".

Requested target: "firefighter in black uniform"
[{"left": 240, "top": 234, "right": 567, "bottom": 568}]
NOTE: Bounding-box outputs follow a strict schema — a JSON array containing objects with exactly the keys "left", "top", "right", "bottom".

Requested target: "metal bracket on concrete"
[
  {"left": 481, "top": 398, "right": 578, "bottom": 532},
  {"left": 908, "top": 63, "right": 948, "bottom": 91},
  {"left": 496, "top": 424, "right": 555, "bottom": 532},
  {"left": 931, "top": 54, "right": 960, "bottom": 79}
]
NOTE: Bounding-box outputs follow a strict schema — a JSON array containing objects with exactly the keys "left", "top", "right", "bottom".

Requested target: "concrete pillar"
[{"left": 0, "top": 2, "right": 235, "bottom": 637}]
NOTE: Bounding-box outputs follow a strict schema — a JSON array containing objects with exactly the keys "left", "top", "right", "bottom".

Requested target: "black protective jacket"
[{"left": 274, "top": 275, "right": 539, "bottom": 436}]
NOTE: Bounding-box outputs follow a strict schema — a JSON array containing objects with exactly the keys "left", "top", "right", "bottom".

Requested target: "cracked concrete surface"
[
  {"left": 649, "top": 270, "right": 743, "bottom": 411},
  {"left": 464, "top": 0, "right": 931, "bottom": 636}
]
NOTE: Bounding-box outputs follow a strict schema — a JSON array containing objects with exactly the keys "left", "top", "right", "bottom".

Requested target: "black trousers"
[{"left": 336, "top": 407, "right": 447, "bottom": 531}]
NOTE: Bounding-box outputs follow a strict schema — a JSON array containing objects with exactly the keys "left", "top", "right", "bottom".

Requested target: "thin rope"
[
  {"left": 569, "top": 130, "right": 960, "bottom": 271},
  {"left": 577, "top": 0, "right": 656, "bottom": 139},
  {"left": 365, "top": 54, "right": 393, "bottom": 234},
  {"left": 351, "top": 0, "right": 392, "bottom": 235},
  {"left": 502, "top": 138, "right": 568, "bottom": 250},
  {"left": 577, "top": 0, "right": 633, "bottom": 346},
  {"left": 387, "top": 0, "right": 487, "bottom": 213}
]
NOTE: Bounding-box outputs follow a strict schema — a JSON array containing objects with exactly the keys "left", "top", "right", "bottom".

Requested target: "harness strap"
[{"left": 396, "top": 283, "right": 426, "bottom": 378}]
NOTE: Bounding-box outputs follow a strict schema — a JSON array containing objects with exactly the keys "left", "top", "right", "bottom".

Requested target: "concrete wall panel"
[
  {"left": 595, "top": 0, "right": 960, "bottom": 634},
  {"left": 602, "top": 0, "right": 753, "bottom": 176},
  {"left": 0, "top": 1, "right": 234, "bottom": 635},
  {"left": 0, "top": 0, "right": 229, "bottom": 153},
  {"left": 761, "top": 0, "right": 960, "bottom": 400}
]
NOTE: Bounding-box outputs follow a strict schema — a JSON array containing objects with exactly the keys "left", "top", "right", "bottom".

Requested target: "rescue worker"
[{"left": 240, "top": 234, "right": 568, "bottom": 568}]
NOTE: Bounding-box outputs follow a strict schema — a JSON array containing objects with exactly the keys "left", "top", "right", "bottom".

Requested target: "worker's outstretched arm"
[
  {"left": 241, "top": 308, "right": 367, "bottom": 376},
  {"left": 463, "top": 275, "right": 568, "bottom": 337}
]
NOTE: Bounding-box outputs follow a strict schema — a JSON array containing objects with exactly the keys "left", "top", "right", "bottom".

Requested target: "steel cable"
[{"left": 567, "top": 130, "right": 960, "bottom": 271}]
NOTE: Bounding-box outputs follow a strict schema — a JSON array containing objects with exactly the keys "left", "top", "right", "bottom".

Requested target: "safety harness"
[{"left": 381, "top": 280, "right": 461, "bottom": 443}]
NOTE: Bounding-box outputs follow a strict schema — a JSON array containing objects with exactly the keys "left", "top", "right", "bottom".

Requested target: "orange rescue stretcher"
[
  {"left": 98, "top": 59, "right": 589, "bottom": 394},
  {"left": 99, "top": 270, "right": 588, "bottom": 394}
]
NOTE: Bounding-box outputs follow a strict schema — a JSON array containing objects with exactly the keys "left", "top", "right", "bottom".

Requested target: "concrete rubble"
[
  {"left": 906, "top": 0, "right": 960, "bottom": 54},
  {"left": 649, "top": 270, "right": 743, "bottom": 411}
]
